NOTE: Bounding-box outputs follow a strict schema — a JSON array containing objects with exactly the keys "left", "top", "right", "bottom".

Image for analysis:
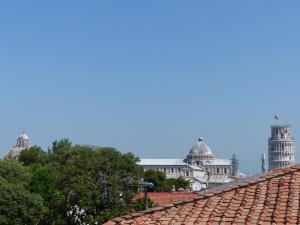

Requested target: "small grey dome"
[
  {"left": 18, "top": 133, "right": 29, "bottom": 140},
  {"left": 189, "top": 137, "right": 213, "bottom": 156}
]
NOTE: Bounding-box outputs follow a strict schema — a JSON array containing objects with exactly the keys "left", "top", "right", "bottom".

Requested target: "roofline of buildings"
[{"left": 105, "top": 164, "right": 300, "bottom": 225}]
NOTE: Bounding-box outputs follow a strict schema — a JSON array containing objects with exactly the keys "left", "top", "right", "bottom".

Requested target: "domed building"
[
  {"left": 139, "top": 137, "right": 239, "bottom": 191},
  {"left": 186, "top": 137, "right": 214, "bottom": 163},
  {"left": 4, "top": 132, "right": 31, "bottom": 159}
]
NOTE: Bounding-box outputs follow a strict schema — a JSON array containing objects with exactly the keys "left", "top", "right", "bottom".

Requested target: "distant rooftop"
[
  {"left": 134, "top": 192, "right": 198, "bottom": 206},
  {"left": 138, "top": 159, "right": 186, "bottom": 166}
]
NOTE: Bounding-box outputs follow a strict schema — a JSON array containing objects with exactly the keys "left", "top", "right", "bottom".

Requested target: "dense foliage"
[
  {"left": 0, "top": 139, "right": 191, "bottom": 224},
  {"left": 0, "top": 160, "right": 46, "bottom": 225},
  {"left": 13, "top": 139, "right": 144, "bottom": 224},
  {"left": 144, "top": 169, "right": 190, "bottom": 192}
]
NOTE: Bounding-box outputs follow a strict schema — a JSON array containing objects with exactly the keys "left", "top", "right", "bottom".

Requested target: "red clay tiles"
[
  {"left": 135, "top": 192, "right": 199, "bottom": 206},
  {"left": 104, "top": 164, "right": 300, "bottom": 225}
]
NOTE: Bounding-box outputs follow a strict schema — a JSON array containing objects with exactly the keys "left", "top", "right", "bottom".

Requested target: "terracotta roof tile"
[
  {"left": 134, "top": 192, "right": 199, "bottom": 206},
  {"left": 104, "top": 164, "right": 300, "bottom": 225}
]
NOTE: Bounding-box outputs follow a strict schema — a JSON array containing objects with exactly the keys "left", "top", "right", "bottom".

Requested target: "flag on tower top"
[{"left": 274, "top": 115, "right": 279, "bottom": 120}]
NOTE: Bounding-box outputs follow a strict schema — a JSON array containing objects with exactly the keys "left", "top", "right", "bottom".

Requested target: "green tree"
[
  {"left": 166, "top": 177, "right": 190, "bottom": 190},
  {"left": 0, "top": 160, "right": 46, "bottom": 225},
  {"left": 144, "top": 169, "right": 190, "bottom": 192},
  {"left": 29, "top": 163, "right": 57, "bottom": 201},
  {"left": 51, "top": 138, "right": 72, "bottom": 153},
  {"left": 18, "top": 146, "right": 46, "bottom": 166},
  {"left": 0, "top": 159, "right": 31, "bottom": 185},
  {"left": 32, "top": 144, "right": 143, "bottom": 224},
  {"left": 60, "top": 146, "right": 142, "bottom": 222},
  {"left": 143, "top": 169, "right": 170, "bottom": 191},
  {"left": 4, "top": 139, "right": 146, "bottom": 224}
]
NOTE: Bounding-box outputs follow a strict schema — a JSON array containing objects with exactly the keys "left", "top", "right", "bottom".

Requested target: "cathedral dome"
[
  {"left": 4, "top": 132, "right": 31, "bottom": 159},
  {"left": 18, "top": 133, "right": 29, "bottom": 140},
  {"left": 189, "top": 137, "right": 213, "bottom": 156}
]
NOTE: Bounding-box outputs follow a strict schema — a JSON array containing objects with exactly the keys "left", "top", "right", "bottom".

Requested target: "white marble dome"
[
  {"left": 189, "top": 137, "right": 213, "bottom": 156},
  {"left": 18, "top": 133, "right": 29, "bottom": 140},
  {"left": 4, "top": 132, "right": 31, "bottom": 159}
]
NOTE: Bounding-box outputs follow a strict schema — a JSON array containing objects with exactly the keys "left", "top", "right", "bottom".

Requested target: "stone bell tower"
[
  {"left": 231, "top": 154, "right": 239, "bottom": 176},
  {"left": 268, "top": 125, "right": 295, "bottom": 170}
]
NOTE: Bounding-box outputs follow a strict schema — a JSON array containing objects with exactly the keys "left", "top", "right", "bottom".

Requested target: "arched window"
[
  {"left": 224, "top": 168, "right": 227, "bottom": 174},
  {"left": 217, "top": 168, "right": 220, "bottom": 174}
]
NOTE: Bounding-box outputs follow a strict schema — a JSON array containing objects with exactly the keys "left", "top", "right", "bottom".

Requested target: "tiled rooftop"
[
  {"left": 104, "top": 164, "right": 300, "bottom": 225},
  {"left": 135, "top": 192, "right": 198, "bottom": 206}
]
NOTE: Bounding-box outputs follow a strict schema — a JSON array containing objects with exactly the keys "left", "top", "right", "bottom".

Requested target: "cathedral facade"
[{"left": 139, "top": 137, "right": 239, "bottom": 191}]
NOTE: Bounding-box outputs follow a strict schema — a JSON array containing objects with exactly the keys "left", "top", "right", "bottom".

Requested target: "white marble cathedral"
[
  {"left": 139, "top": 137, "right": 239, "bottom": 191},
  {"left": 4, "top": 132, "right": 31, "bottom": 159}
]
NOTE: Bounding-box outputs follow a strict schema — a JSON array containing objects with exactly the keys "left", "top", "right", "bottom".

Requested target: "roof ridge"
[{"left": 107, "top": 164, "right": 300, "bottom": 224}]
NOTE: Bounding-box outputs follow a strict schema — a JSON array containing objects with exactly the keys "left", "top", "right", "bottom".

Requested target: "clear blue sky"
[{"left": 1, "top": 1, "right": 300, "bottom": 174}]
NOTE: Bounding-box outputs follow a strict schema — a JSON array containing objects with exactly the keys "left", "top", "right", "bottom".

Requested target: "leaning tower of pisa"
[{"left": 268, "top": 125, "right": 295, "bottom": 170}]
